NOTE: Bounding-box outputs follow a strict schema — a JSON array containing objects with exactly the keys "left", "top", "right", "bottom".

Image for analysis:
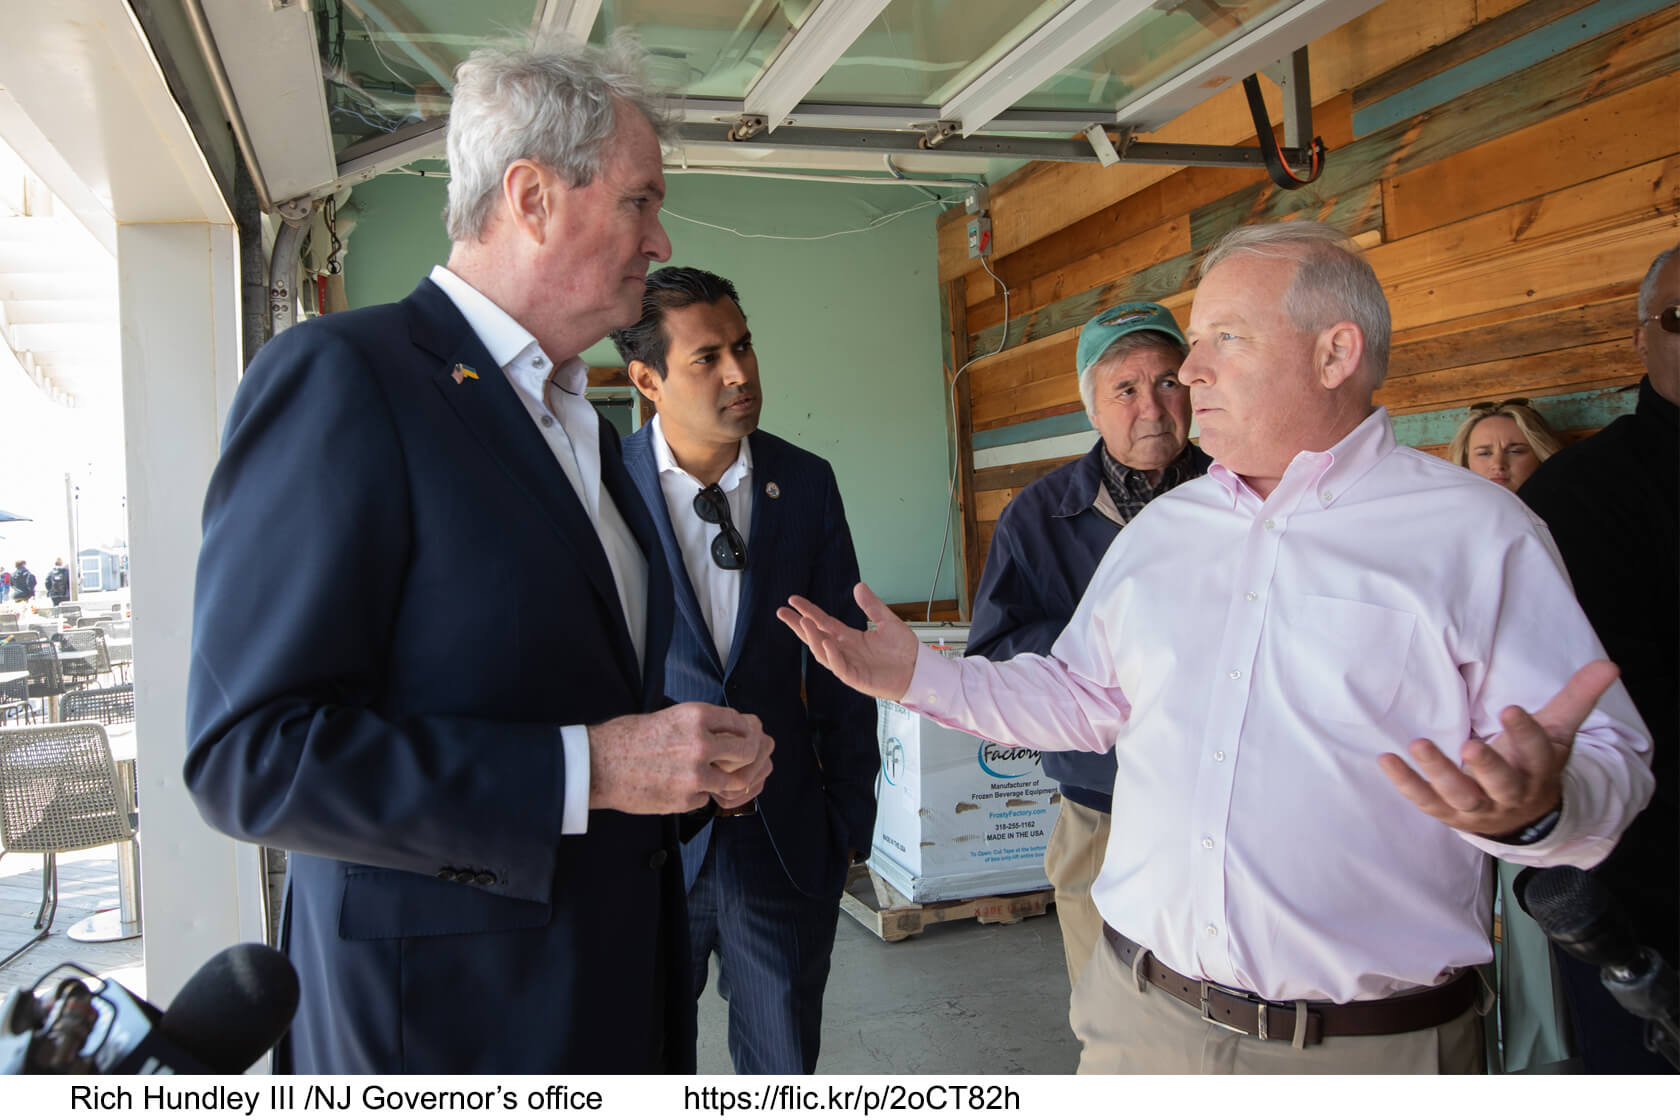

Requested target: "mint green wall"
[{"left": 342, "top": 170, "right": 958, "bottom": 604}]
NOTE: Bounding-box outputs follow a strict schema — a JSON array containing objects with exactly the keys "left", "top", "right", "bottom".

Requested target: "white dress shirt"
[
  {"left": 648, "top": 415, "right": 752, "bottom": 666},
  {"left": 429, "top": 265, "right": 648, "bottom": 834},
  {"left": 904, "top": 407, "right": 1652, "bottom": 1003}
]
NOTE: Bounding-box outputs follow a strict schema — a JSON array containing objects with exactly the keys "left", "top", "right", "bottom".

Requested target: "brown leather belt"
[
  {"left": 714, "top": 799, "right": 757, "bottom": 818},
  {"left": 1103, "top": 925, "right": 1478, "bottom": 1046}
]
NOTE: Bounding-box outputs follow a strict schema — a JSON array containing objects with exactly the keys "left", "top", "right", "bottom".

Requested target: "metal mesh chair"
[
  {"left": 0, "top": 723, "right": 134, "bottom": 968},
  {"left": 59, "top": 629, "right": 111, "bottom": 687},
  {"left": 0, "top": 643, "right": 30, "bottom": 726},
  {"left": 14, "top": 639, "right": 70, "bottom": 718},
  {"left": 90, "top": 621, "right": 132, "bottom": 682},
  {"left": 59, "top": 684, "right": 134, "bottom": 726}
]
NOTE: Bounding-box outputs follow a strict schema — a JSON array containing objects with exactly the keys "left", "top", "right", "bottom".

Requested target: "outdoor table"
[{"left": 68, "top": 723, "right": 142, "bottom": 943}]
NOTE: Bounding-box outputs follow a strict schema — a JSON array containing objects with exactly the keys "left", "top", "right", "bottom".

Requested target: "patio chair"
[
  {"left": 0, "top": 643, "right": 30, "bottom": 726},
  {"left": 59, "top": 684, "right": 134, "bottom": 727},
  {"left": 59, "top": 629, "right": 112, "bottom": 688},
  {"left": 15, "top": 639, "right": 72, "bottom": 720},
  {"left": 0, "top": 722, "right": 134, "bottom": 969},
  {"left": 93, "top": 621, "right": 132, "bottom": 682}
]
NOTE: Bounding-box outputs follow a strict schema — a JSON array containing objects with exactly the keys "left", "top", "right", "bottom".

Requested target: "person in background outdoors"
[
  {"left": 1447, "top": 400, "right": 1562, "bottom": 492},
  {"left": 10, "top": 561, "right": 35, "bottom": 602},
  {"left": 1519, "top": 243, "right": 1678, "bottom": 1074},
  {"left": 966, "top": 300, "right": 1209, "bottom": 992},
  {"left": 45, "top": 558, "right": 70, "bottom": 606},
  {"left": 0, "top": 569, "right": 10, "bottom": 603}
]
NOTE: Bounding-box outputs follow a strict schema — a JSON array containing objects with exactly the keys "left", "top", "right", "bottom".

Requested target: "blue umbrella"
[{"left": 0, "top": 509, "right": 30, "bottom": 522}]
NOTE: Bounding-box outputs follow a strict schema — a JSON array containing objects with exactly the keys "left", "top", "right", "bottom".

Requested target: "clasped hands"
[
  {"left": 777, "top": 581, "right": 1620, "bottom": 840},
  {"left": 587, "top": 702, "right": 774, "bottom": 815}
]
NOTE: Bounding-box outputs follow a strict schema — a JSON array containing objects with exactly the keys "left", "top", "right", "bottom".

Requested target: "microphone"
[
  {"left": 0, "top": 943, "right": 298, "bottom": 1074},
  {"left": 1517, "top": 865, "right": 1680, "bottom": 1071}
]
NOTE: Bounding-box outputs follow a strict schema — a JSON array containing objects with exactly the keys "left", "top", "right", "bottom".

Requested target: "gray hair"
[
  {"left": 1200, "top": 221, "right": 1392, "bottom": 386},
  {"left": 444, "top": 31, "right": 675, "bottom": 243},
  {"left": 1078, "top": 330, "right": 1187, "bottom": 416},
  {"left": 1638, "top": 245, "right": 1678, "bottom": 322}
]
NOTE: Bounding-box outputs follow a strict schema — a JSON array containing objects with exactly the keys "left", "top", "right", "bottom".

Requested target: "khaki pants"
[
  {"left": 1044, "top": 798, "right": 1111, "bottom": 990},
  {"left": 1069, "top": 930, "right": 1486, "bottom": 1074}
]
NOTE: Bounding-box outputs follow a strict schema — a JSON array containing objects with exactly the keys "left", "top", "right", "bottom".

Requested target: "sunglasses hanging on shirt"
[{"left": 693, "top": 483, "right": 748, "bottom": 571}]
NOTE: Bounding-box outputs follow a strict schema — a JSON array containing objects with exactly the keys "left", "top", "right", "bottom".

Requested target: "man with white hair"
[
  {"left": 186, "top": 35, "right": 773, "bottom": 1073},
  {"left": 1520, "top": 243, "right": 1677, "bottom": 1074},
  {"left": 780, "top": 221, "right": 1653, "bottom": 1074}
]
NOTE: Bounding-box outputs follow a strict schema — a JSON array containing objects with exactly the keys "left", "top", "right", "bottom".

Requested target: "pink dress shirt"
[{"left": 905, "top": 408, "right": 1652, "bottom": 1003}]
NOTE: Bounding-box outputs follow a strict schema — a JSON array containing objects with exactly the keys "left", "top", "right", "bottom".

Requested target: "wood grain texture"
[{"left": 1382, "top": 72, "right": 1680, "bottom": 240}]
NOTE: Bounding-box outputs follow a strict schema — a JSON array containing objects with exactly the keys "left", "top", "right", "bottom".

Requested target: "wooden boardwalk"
[{"left": 0, "top": 845, "right": 145, "bottom": 997}]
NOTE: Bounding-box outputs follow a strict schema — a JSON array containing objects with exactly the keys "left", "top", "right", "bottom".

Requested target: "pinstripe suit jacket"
[{"left": 624, "top": 427, "right": 877, "bottom": 898}]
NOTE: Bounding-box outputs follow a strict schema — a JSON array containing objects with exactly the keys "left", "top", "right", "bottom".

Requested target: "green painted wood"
[
  {"left": 1354, "top": 0, "right": 1672, "bottom": 135},
  {"left": 1390, "top": 384, "right": 1639, "bottom": 447},
  {"left": 1191, "top": 5, "right": 1678, "bottom": 249},
  {"left": 968, "top": 251, "right": 1196, "bottom": 355}
]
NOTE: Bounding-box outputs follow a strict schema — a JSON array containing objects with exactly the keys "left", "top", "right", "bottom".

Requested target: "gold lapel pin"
[
  {"left": 765, "top": 482, "right": 780, "bottom": 499},
  {"left": 450, "top": 363, "right": 479, "bottom": 384}
]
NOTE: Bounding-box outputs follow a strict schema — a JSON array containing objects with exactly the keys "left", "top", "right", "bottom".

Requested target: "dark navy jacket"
[
  {"left": 185, "top": 279, "right": 688, "bottom": 1073},
  {"left": 624, "top": 427, "right": 878, "bottom": 900},
  {"left": 967, "top": 439, "right": 1210, "bottom": 811}
]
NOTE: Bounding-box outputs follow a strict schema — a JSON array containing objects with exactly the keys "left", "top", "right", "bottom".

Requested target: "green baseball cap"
[{"left": 1076, "top": 301, "right": 1186, "bottom": 380}]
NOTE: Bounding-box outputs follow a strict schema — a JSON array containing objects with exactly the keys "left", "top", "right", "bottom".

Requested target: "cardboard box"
[{"left": 867, "top": 627, "right": 1061, "bottom": 901}]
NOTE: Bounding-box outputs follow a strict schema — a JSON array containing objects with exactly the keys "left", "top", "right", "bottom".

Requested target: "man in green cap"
[{"left": 966, "top": 300, "right": 1209, "bottom": 989}]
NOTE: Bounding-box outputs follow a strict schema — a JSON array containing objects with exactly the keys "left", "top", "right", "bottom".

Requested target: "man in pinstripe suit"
[{"left": 617, "top": 267, "right": 878, "bottom": 1074}]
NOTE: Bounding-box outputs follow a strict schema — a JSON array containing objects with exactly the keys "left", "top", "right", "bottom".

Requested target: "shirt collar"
[
  {"left": 1208, "top": 406, "right": 1395, "bottom": 510},
  {"left": 428, "top": 265, "right": 588, "bottom": 399},
  {"left": 650, "top": 414, "right": 753, "bottom": 492}
]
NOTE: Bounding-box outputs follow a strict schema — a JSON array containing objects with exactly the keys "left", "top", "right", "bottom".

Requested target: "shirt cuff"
[
  {"left": 902, "top": 644, "right": 961, "bottom": 714},
  {"left": 559, "top": 724, "right": 591, "bottom": 835}
]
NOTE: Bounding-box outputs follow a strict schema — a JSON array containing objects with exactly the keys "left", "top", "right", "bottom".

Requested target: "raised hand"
[
  {"left": 1377, "top": 660, "right": 1619, "bottom": 837},
  {"left": 588, "top": 702, "right": 774, "bottom": 814},
  {"left": 777, "top": 582, "right": 919, "bottom": 702}
]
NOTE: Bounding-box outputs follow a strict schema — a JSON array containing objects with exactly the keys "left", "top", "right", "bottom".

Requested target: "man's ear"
[
  {"left": 1316, "top": 320, "right": 1365, "bottom": 390},
  {"left": 626, "top": 358, "right": 663, "bottom": 404},
  {"left": 501, "top": 160, "right": 553, "bottom": 245}
]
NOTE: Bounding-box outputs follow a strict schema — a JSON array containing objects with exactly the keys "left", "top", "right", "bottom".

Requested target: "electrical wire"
[
  {"left": 661, "top": 199, "right": 944, "bottom": 242},
  {"left": 924, "top": 250, "right": 1009, "bottom": 622}
]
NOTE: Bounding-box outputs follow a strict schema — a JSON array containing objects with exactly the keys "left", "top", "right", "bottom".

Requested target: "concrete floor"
[
  {"left": 4, "top": 849, "right": 1080, "bottom": 1074},
  {"left": 697, "top": 895, "right": 1080, "bottom": 1075}
]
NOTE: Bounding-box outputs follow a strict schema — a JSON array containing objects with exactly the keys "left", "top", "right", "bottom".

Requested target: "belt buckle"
[{"left": 1199, "top": 980, "right": 1265, "bottom": 1038}]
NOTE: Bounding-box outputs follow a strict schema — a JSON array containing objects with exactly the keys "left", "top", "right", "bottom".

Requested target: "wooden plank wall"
[{"left": 936, "top": 0, "right": 1678, "bottom": 610}]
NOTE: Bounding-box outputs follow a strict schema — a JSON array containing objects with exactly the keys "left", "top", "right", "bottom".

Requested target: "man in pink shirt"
[{"left": 780, "top": 222, "right": 1652, "bottom": 1074}]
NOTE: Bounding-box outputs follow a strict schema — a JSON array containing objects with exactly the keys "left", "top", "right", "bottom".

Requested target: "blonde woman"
[{"left": 1447, "top": 399, "right": 1563, "bottom": 491}]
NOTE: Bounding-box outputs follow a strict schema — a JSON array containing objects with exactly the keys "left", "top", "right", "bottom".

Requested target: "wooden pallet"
[{"left": 840, "top": 864, "right": 1054, "bottom": 943}]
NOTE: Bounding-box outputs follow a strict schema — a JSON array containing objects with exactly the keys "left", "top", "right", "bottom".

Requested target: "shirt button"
[
  {"left": 1228, "top": 669, "right": 1241, "bottom": 680},
  {"left": 540, "top": 414, "right": 554, "bottom": 428},
  {"left": 1201, "top": 836, "right": 1214, "bottom": 849},
  {"left": 1244, "top": 592, "right": 1258, "bottom": 602},
  {"left": 1263, "top": 518, "right": 1276, "bottom": 530},
  {"left": 1214, "top": 751, "right": 1226, "bottom": 762},
  {"left": 533, "top": 356, "right": 547, "bottom": 368},
  {"left": 1205, "top": 924, "right": 1219, "bottom": 938},
  {"left": 1320, "top": 489, "right": 1333, "bottom": 503}
]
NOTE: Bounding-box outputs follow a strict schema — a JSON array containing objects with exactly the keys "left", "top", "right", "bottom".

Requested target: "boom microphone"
[
  {"left": 0, "top": 943, "right": 298, "bottom": 1074},
  {"left": 1518, "top": 865, "right": 1680, "bottom": 1070}
]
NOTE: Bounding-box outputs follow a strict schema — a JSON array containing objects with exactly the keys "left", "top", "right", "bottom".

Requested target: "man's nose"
[
  {"left": 1136, "top": 386, "right": 1165, "bottom": 420},
  {"left": 1180, "top": 345, "right": 1210, "bottom": 384},
  {"left": 645, "top": 218, "right": 672, "bottom": 261}
]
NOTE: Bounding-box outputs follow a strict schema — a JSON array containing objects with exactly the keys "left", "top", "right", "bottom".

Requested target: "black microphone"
[
  {"left": 0, "top": 943, "right": 298, "bottom": 1074},
  {"left": 1518, "top": 865, "right": 1680, "bottom": 1071}
]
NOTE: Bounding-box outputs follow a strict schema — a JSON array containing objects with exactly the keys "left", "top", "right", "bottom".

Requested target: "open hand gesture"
[
  {"left": 1377, "top": 660, "right": 1619, "bottom": 837},
  {"left": 777, "top": 582, "right": 919, "bottom": 702}
]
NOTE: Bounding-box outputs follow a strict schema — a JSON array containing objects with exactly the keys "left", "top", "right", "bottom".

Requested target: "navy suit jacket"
[
  {"left": 184, "top": 279, "right": 690, "bottom": 1073},
  {"left": 623, "top": 427, "right": 877, "bottom": 899}
]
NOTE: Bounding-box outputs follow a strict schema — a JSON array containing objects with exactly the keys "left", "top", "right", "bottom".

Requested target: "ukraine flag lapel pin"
[{"left": 450, "top": 363, "right": 480, "bottom": 384}]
